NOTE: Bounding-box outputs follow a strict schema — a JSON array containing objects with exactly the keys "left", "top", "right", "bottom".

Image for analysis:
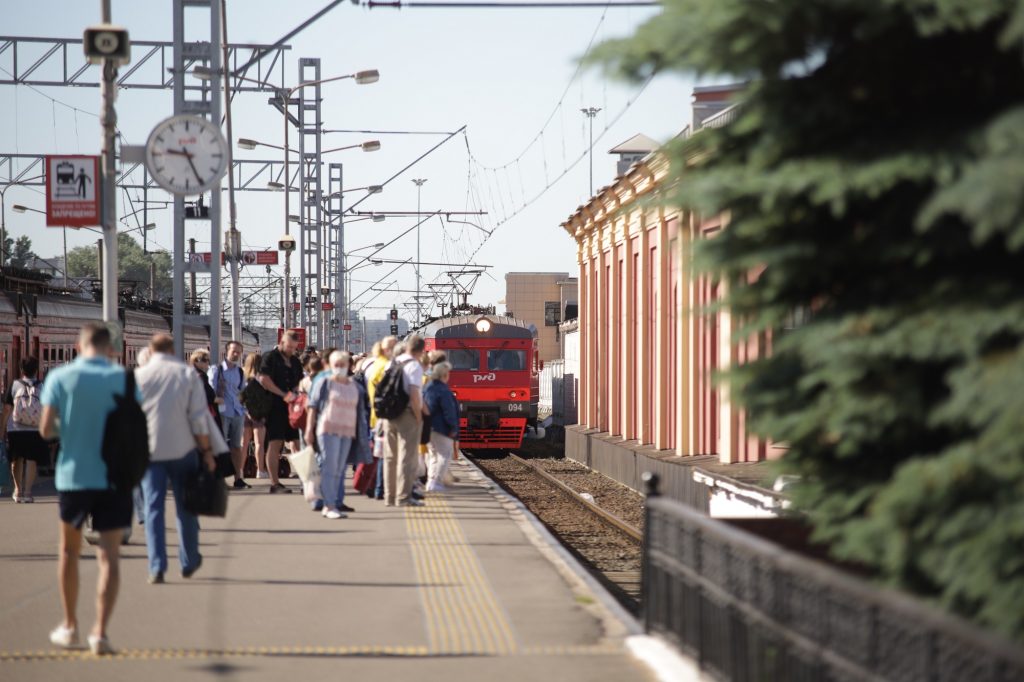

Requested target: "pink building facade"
[{"left": 561, "top": 140, "right": 782, "bottom": 470}]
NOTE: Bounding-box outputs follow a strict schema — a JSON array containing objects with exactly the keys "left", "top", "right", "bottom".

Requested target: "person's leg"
[
  {"left": 384, "top": 424, "right": 399, "bottom": 505},
  {"left": 374, "top": 450, "right": 385, "bottom": 498},
  {"left": 255, "top": 424, "right": 268, "bottom": 476},
  {"left": 92, "top": 529, "right": 122, "bottom": 641},
  {"left": 167, "top": 453, "right": 201, "bottom": 573},
  {"left": 132, "top": 486, "right": 145, "bottom": 525},
  {"left": 57, "top": 520, "right": 83, "bottom": 632},
  {"left": 396, "top": 412, "right": 420, "bottom": 504},
  {"left": 266, "top": 439, "right": 284, "bottom": 486},
  {"left": 428, "top": 434, "right": 453, "bottom": 490},
  {"left": 425, "top": 441, "right": 440, "bottom": 488},
  {"left": 141, "top": 463, "right": 169, "bottom": 577},
  {"left": 335, "top": 437, "right": 353, "bottom": 508},
  {"left": 11, "top": 457, "right": 22, "bottom": 499},
  {"left": 23, "top": 459, "right": 37, "bottom": 499},
  {"left": 319, "top": 433, "right": 343, "bottom": 510}
]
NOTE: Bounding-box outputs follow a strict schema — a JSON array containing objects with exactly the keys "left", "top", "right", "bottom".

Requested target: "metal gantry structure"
[
  {"left": 294, "top": 58, "right": 325, "bottom": 348},
  {"left": 171, "top": 0, "right": 222, "bottom": 362}
]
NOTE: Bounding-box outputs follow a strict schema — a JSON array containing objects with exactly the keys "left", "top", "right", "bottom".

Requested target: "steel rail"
[{"left": 506, "top": 453, "right": 642, "bottom": 543}]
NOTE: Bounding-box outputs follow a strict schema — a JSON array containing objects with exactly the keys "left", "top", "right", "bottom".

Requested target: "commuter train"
[
  {"left": 420, "top": 314, "right": 540, "bottom": 450},
  {"left": 0, "top": 288, "right": 258, "bottom": 391}
]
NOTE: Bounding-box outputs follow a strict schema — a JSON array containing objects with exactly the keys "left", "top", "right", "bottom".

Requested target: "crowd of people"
[{"left": 3, "top": 323, "right": 461, "bottom": 655}]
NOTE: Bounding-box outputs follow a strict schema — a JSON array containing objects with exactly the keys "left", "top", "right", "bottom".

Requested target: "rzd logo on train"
[{"left": 472, "top": 373, "right": 496, "bottom": 383}]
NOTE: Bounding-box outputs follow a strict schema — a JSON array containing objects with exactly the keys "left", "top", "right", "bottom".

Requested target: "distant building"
[
  {"left": 349, "top": 317, "right": 410, "bottom": 354},
  {"left": 504, "top": 272, "right": 578, "bottom": 363},
  {"left": 609, "top": 133, "right": 659, "bottom": 178}
]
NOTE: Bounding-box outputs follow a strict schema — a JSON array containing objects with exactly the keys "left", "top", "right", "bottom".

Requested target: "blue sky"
[{"left": 1, "top": 0, "right": 694, "bottom": 316}]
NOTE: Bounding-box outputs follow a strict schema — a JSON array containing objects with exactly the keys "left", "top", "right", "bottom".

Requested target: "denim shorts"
[{"left": 222, "top": 415, "right": 244, "bottom": 449}]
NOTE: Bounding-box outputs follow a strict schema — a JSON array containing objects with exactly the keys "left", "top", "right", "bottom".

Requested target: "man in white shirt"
[
  {"left": 383, "top": 334, "right": 425, "bottom": 507},
  {"left": 135, "top": 334, "right": 215, "bottom": 585}
]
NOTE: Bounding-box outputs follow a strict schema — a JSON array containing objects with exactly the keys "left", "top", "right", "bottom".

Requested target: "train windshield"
[
  {"left": 447, "top": 349, "right": 480, "bottom": 371},
  {"left": 487, "top": 350, "right": 527, "bottom": 371}
]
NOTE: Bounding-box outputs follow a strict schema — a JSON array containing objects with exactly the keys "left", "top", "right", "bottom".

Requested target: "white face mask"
[{"left": 332, "top": 367, "right": 346, "bottom": 377}]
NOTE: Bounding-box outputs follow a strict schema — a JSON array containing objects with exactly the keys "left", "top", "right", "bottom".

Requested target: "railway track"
[{"left": 467, "top": 452, "right": 643, "bottom": 612}]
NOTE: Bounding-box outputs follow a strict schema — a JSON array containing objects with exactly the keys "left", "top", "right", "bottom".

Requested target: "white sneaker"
[
  {"left": 323, "top": 509, "right": 346, "bottom": 519},
  {"left": 426, "top": 483, "right": 447, "bottom": 493},
  {"left": 88, "top": 634, "right": 113, "bottom": 656},
  {"left": 49, "top": 624, "right": 79, "bottom": 649},
  {"left": 256, "top": 470, "right": 270, "bottom": 479}
]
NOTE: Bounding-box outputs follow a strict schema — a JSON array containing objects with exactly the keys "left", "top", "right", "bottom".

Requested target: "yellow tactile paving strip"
[{"left": 405, "top": 493, "right": 519, "bottom": 655}]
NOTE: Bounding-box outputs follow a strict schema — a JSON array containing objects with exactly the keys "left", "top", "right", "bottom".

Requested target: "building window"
[{"left": 544, "top": 301, "right": 561, "bottom": 327}]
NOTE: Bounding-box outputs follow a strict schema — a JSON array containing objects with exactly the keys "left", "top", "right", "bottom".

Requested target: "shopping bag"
[
  {"left": 303, "top": 478, "right": 321, "bottom": 503},
  {"left": 287, "top": 445, "right": 318, "bottom": 483}
]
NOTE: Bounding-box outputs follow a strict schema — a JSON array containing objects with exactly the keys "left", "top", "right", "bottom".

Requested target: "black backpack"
[
  {"left": 373, "top": 359, "right": 414, "bottom": 420},
  {"left": 240, "top": 377, "right": 273, "bottom": 421},
  {"left": 102, "top": 370, "right": 151, "bottom": 492}
]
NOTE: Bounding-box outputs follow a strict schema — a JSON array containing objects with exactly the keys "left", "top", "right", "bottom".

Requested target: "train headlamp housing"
[{"left": 475, "top": 317, "right": 492, "bottom": 334}]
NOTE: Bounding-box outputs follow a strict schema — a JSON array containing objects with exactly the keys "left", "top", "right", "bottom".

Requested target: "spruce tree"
[{"left": 594, "top": 0, "right": 1024, "bottom": 639}]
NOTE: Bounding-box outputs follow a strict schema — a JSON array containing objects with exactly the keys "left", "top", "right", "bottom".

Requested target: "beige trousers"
[{"left": 383, "top": 408, "right": 420, "bottom": 504}]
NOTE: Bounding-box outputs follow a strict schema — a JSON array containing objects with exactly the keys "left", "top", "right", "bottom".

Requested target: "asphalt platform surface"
[{"left": 0, "top": 457, "right": 653, "bottom": 681}]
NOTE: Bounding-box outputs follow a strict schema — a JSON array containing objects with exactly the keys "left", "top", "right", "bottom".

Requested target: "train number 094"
[{"left": 506, "top": 403, "right": 524, "bottom": 412}]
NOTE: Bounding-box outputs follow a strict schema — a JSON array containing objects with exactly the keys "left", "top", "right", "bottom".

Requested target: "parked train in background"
[
  {"left": 420, "top": 314, "right": 540, "bottom": 450},
  {"left": 0, "top": 271, "right": 258, "bottom": 392}
]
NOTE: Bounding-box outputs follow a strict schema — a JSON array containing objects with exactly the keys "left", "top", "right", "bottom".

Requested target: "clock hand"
[{"left": 180, "top": 148, "right": 205, "bottom": 184}]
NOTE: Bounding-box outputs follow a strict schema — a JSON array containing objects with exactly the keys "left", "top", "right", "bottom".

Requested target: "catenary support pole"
[{"left": 100, "top": 0, "right": 119, "bottom": 323}]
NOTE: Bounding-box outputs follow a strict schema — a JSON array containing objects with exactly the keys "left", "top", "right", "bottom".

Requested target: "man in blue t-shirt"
[{"left": 39, "top": 322, "right": 135, "bottom": 657}]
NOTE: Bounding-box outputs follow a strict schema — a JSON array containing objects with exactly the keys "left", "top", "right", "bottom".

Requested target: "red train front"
[{"left": 421, "top": 315, "right": 539, "bottom": 450}]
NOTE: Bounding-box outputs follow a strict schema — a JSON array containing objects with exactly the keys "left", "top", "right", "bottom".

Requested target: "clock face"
[{"left": 145, "top": 115, "right": 228, "bottom": 196}]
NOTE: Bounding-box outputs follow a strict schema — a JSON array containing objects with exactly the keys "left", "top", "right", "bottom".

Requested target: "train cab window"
[
  {"left": 487, "top": 350, "right": 526, "bottom": 371},
  {"left": 447, "top": 349, "right": 480, "bottom": 371}
]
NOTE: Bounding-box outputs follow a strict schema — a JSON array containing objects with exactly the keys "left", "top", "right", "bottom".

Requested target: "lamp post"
[
  {"left": 581, "top": 107, "right": 601, "bottom": 197},
  {"left": 0, "top": 175, "right": 45, "bottom": 267},
  {"left": 343, "top": 242, "right": 385, "bottom": 349},
  {"left": 411, "top": 178, "right": 427, "bottom": 325}
]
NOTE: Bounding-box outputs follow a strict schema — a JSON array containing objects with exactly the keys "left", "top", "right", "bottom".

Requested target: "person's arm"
[
  {"left": 443, "top": 393, "right": 460, "bottom": 439},
  {"left": 39, "top": 405, "right": 59, "bottom": 440},
  {"left": 304, "top": 407, "right": 318, "bottom": 451},
  {"left": 409, "top": 386, "right": 423, "bottom": 422},
  {"left": 0, "top": 406, "right": 10, "bottom": 440},
  {"left": 188, "top": 373, "right": 215, "bottom": 471},
  {"left": 258, "top": 355, "right": 292, "bottom": 400}
]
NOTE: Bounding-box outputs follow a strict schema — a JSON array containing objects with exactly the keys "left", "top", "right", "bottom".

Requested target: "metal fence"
[{"left": 641, "top": 472, "right": 1024, "bottom": 682}]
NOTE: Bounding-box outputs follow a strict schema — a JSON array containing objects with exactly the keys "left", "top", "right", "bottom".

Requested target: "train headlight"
[
  {"left": 475, "top": 317, "right": 492, "bottom": 333},
  {"left": 509, "top": 391, "right": 518, "bottom": 398}
]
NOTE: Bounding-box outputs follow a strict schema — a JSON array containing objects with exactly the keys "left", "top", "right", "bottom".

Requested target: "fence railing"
[{"left": 641, "top": 472, "right": 1024, "bottom": 682}]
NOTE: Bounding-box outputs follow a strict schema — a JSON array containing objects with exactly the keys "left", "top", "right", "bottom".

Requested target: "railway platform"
[{"left": 0, "top": 458, "right": 662, "bottom": 681}]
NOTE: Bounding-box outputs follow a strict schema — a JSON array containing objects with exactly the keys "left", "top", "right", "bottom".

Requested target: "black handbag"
[
  {"left": 214, "top": 451, "right": 235, "bottom": 479},
  {"left": 184, "top": 466, "right": 229, "bottom": 517}
]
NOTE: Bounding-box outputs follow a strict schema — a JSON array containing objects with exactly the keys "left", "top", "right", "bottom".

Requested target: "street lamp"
[
  {"left": 195, "top": 65, "right": 379, "bottom": 331},
  {"left": 0, "top": 175, "right": 45, "bottom": 267},
  {"left": 412, "top": 179, "right": 427, "bottom": 325},
  {"left": 581, "top": 107, "right": 602, "bottom": 197}
]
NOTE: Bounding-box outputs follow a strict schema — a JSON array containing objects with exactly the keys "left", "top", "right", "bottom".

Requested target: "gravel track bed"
[
  {"left": 471, "top": 456, "right": 642, "bottom": 577},
  {"left": 529, "top": 458, "right": 646, "bottom": 531}
]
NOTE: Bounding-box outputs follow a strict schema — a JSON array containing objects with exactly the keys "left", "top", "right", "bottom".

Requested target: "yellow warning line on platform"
[
  {"left": 405, "top": 493, "right": 520, "bottom": 655},
  {"left": 0, "top": 643, "right": 622, "bottom": 663}
]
